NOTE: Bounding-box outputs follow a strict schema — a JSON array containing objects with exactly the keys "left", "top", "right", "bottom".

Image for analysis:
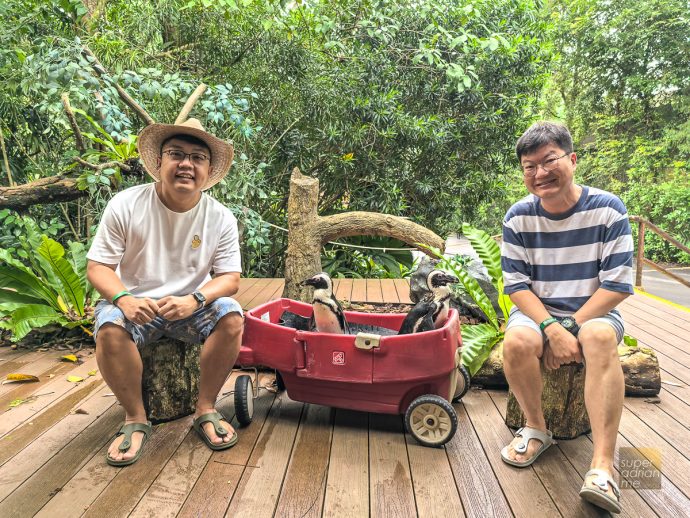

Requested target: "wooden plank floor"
[{"left": 1, "top": 280, "right": 689, "bottom": 517}]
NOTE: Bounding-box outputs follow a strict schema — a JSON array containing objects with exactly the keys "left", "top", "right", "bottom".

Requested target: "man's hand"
[
  {"left": 116, "top": 296, "right": 159, "bottom": 325},
  {"left": 543, "top": 325, "right": 582, "bottom": 370},
  {"left": 157, "top": 295, "right": 199, "bottom": 321}
]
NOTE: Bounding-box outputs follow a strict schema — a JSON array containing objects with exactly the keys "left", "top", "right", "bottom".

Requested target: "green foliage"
[
  {"left": 322, "top": 237, "right": 415, "bottom": 279},
  {"left": 546, "top": 0, "right": 690, "bottom": 265},
  {"left": 0, "top": 234, "right": 94, "bottom": 341},
  {"left": 622, "top": 171, "right": 690, "bottom": 264}
]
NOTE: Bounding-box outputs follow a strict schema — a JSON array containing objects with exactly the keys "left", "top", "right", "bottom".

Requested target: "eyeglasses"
[
  {"left": 521, "top": 152, "right": 569, "bottom": 177},
  {"left": 162, "top": 149, "right": 210, "bottom": 165}
]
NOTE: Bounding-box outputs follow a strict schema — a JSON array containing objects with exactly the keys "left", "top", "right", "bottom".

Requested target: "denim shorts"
[
  {"left": 506, "top": 307, "right": 625, "bottom": 344},
  {"left": 93, "top": 296, "right": 243, "bottom": 349}
]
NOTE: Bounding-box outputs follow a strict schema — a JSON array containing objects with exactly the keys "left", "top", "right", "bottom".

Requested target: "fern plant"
[{"left": 0, "top": 235, "right": 96, "bottom": 341}]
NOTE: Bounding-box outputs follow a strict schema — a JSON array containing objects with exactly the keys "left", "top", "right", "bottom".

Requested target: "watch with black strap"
[
  {"left": 559, "top": 316, "right": 580, "bottom": 336},
  {"left": 191, "top": 290, "right": 207, "bottom": 308}
]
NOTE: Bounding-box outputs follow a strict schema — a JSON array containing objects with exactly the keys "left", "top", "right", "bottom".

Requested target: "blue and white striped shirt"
[{"left": 501, "top": 186, "right": 634, "bottom": 316}]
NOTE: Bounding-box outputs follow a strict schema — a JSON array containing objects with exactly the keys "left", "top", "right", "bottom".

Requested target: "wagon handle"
[{"left": 355, "top": 333, "right": 381, "bottom": 350}]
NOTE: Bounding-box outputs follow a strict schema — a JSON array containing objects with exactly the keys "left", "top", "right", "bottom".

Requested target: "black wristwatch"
[
  {"left": 191, "top": 290, "right": 206, "bottom": 308},
  {"left": 559, "top": 316, "right": 580, "bottom": 336}
]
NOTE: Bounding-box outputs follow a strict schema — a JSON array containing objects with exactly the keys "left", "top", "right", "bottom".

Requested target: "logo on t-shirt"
[{"left": 191, "top": 235, "right": 201, "bottom": 249}]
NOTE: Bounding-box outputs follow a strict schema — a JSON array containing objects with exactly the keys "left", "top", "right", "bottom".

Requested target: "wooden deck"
[{"left": 1, "top": 279, "right": 689, "bottom": 517}]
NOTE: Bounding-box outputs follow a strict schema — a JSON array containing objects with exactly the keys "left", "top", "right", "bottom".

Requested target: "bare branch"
[
  {"left": 61, "top": 93, "right": 86, "bottom": 153},
  {"left": 175, "top": 83, "right": 207, "bottom": 124},
  {"left": 0, "top": 123, "right": 15, "bottom": 187},
  {"left": 81, "top": 46, "right": 156, "bottom": 126},
  {"left": 0, "top": 176, "right": 86, "bottom": 210},
  {"left": 74, "top": 157, "right": 132, "bottom": 172}
]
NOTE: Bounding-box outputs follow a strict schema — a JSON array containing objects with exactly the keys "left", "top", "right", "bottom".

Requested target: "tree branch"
[
  {"left": 0, "top": 176, "right": 86, "bottom": 211},
  {"left": 175, "top": 83, "right": 207, "bottom": 124},
  {"left": 316, "top": 212, "right": 445, "bottom": 255},
  {"left": 61, "top": 93, "right": 86, "bottom": 153},
  {"left": 81, "top": 46, "right": 156, "bottom": 126},
  {"left": 74, "top": 157, "right": 132, "bottom": 172},
  {"left": 0, "top": 123, "right": 15, "bottom": 187}
]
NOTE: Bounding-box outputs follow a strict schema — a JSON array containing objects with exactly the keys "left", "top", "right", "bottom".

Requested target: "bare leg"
[
  {"left": 194, "top": 313, "right": 243, "bottom": 445},
  {"left": 581, "top": 323, "right": 623, "bottom": 499},
  {"left": 502, "top": 326, "right": 547, "bottom": 462},
  {"left": 96, "top": 324, "right": 148, "bottom": 462}
]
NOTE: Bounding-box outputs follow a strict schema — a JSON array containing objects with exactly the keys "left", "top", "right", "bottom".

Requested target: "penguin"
[
  {"left": 302, "top": 272, "right": 350, "bottom": 334},
  {"left": 398, "top": 270, "right": 458, "bottom": 334}
]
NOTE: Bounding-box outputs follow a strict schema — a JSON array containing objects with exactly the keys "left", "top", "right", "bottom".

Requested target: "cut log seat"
[{"left": 140, "top": 338, "right": 201, "bottom": 424}]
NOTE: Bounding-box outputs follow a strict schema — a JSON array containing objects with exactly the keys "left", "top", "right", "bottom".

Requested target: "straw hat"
[{"left": 137, "top": 118, "right": 234, "bottom": 190}]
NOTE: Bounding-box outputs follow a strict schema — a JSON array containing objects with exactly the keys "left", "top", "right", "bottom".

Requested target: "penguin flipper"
[
  {"left": 398, "top": 301, "right": 435, "bottom": 335},
  {"left": 330, "top": 293, "right": 350, "bottom": 334}
]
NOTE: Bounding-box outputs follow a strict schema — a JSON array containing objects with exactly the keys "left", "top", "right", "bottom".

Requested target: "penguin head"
[
  {"left": 427, "top": 270, "right": 458, "bottom": 289},
  {"left": 301, "top": 272, "right": 333, "bottom": 291}
]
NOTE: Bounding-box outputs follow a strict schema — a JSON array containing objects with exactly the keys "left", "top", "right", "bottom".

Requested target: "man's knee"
[
  {"left": 96, "top": 324, "right": 134, "bottom": 352},
  {"left": 212, "top": 312, "right": 243, "bottom": 340},
  {"left": 580, "top": 323, "right": 618, "bottom": 365},
  {"left": 503, "top": 327, "right": 543, "bottom": 363}
]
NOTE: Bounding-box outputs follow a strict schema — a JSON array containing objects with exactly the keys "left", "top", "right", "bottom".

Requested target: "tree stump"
[
  {"left": 505, "top": 363, "right": 590, "bottom": 440},
  {"left": 140, "top": 338, "right": 201, "bottom": 424}
]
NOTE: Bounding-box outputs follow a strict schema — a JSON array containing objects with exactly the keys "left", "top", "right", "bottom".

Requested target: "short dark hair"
[
  {"left": 515, "top": 121, "right": 573, "bottom": 161},
  {"left": 160, "top": 134, "right": 211, "bottom": 157}
]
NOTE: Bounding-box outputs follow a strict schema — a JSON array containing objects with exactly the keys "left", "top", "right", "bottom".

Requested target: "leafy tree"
[{"left": 548, "top": 0, "right": 690, "bottom": 262}]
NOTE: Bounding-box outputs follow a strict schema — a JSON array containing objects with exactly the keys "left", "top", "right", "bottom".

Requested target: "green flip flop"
[
  {"left": 106, "top": 421, "right": 152, "bottom": 467},
  {"left": 193, "top": 411, "right": 238, "bottom": 451}
]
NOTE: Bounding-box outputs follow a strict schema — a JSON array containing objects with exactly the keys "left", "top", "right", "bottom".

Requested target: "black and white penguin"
[
  {"left": 398, "top": 270, "right": 458, "bottom": 334},
  {"left": 302, "top": 272, "right": 350, "bottom": 334}
]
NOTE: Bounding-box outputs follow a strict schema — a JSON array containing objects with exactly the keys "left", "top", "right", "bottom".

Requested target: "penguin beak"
[{"left": 440, "top": 273, "right": 459, "bottom": 285}]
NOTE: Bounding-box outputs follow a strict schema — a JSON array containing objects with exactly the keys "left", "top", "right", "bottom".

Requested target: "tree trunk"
[
  {"left": 281, "top": 167, "right": 446, "bottom": 301},
  {"left": 472, "top": 344, "right": 660, "bottom": 397},
  {"left": 505, "top": 363, "right": 589, "bottom": 440},
  {"left": 140, "top": 338, "right": 201, "bottom": 424},
  {"left": 283, "top": 168, "right": 323, "bottom": 302},
  {"left": 0, "top": 176, "right": 86, "bottom": 211}
]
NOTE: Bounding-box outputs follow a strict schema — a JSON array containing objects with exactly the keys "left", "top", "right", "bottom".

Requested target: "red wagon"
[{"left": 234, "top": 298, "right": 469, "bottom": 447}]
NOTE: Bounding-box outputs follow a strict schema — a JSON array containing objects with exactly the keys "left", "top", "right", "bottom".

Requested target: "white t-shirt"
[{"left": 87, "top": 183, "right": 241, "bottom": 299}]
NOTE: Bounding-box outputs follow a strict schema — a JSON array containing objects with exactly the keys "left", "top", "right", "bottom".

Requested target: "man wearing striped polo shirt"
[{"left": 499, "top": 121, "right": 633, "bottom": 514}]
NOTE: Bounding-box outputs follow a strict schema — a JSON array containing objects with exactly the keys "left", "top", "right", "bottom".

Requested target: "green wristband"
[
  {"left": 111, "top": 290, "right": 132, "bottom": 305},
  {"left": 539, "top": 317, "right": 559, "bottom": 331}
]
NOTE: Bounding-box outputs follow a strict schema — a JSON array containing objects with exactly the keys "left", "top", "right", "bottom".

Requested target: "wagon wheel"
[
  {"left": 452, "top": 364, "right": 471, "bottom": 402},
  {"left": 405, "top": 395, "right": 458, "bottom": 447},
  {"left": 234, "top": 375, "right": 254, "bottom": 426}
]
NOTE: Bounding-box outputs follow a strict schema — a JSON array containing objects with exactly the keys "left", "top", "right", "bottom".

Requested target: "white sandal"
[
  {"left": 500, "top": 426, "right": 554, "bottom": 467},
  {"left": 579, "top": 468, "right": 621, "bottom": 514}
]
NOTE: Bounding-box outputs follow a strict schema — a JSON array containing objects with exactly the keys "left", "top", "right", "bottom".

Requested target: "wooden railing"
[{"left": 630, "top": 215, "right": 690, "bottom": 290}]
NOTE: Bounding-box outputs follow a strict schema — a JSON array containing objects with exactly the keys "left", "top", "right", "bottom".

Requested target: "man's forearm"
[
  {"left": 86, "top": 261, "right": 126, "bottom": 302},
  {"left": 573, "top": 288, "right": 630, "bottom": 324},
  {"left": 197, "top": 272, "right": 240, "bottom": 304},
  {"left": 508, "top": 289, "right": 553, "bottom": 325}
]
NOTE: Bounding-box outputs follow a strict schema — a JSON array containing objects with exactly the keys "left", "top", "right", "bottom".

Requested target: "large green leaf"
[
  {"left": 0, "top": 251, "right": 60, "bottom": 310},
  {"left": 461, "top": 323, "right": 503, "bottom": 376},
  {"left": 0, "top": 304, "right": 68, "bottom": 342},
  {"left": 37, "top": 237, "right": 85, "bottom": 316},
  {"left": 455, "top": 266, "right": 499, "bottom": 326},
  {"left": 68, "top": 241, "right": 89, "bottom": 293},
  {"left": 462, "top": 222, "right": 502, "bottom": 287},
  {"left": 495, "top": 278, "right": 513, "bottom": 322},
  {"left": 0, "top": 288, "right": 46, "bottom": 307}
]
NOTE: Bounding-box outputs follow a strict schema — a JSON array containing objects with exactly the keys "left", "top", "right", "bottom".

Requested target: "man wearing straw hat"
[{"left": 87, "top": 118, "right": 243, "bottom": 466}]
